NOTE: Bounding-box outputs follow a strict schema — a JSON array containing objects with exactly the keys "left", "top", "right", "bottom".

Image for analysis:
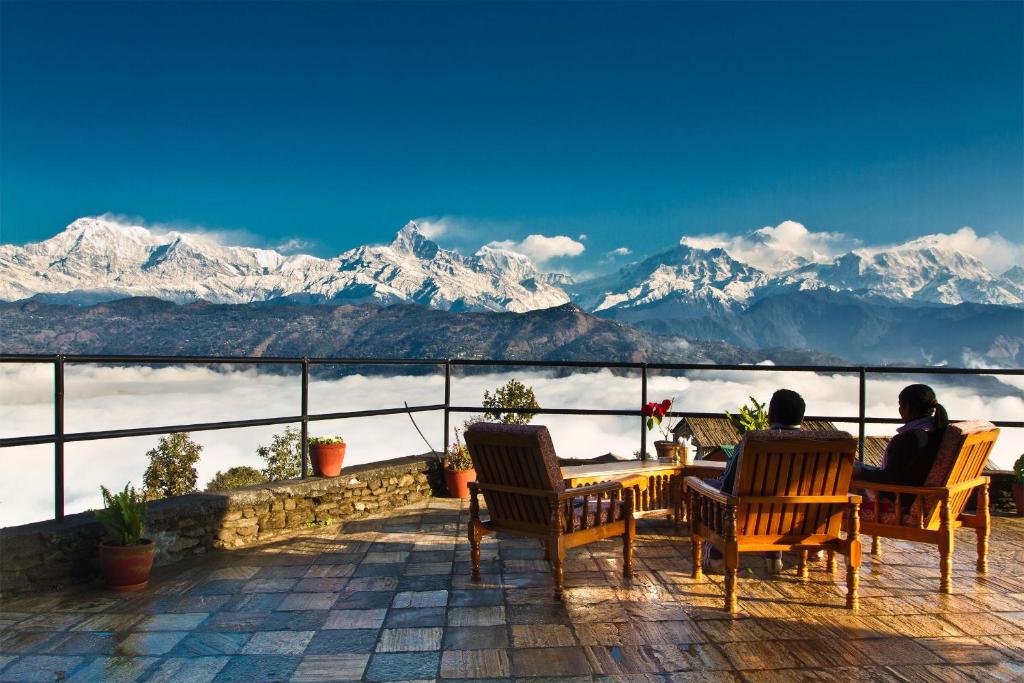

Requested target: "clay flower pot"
[
  {"left": 444, "top": 468, "right": 477, "bottom": 499},
  {"left": 311, "top": 442, "right": 346, "bottom": 478},
  {"left": 99, "top": 539, "right": 155, "bottom": 592}
]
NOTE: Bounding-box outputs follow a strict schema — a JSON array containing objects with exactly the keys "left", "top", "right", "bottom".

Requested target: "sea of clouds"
[{"left": 2, "top": 364, "right": 1021, "bottom": 527}]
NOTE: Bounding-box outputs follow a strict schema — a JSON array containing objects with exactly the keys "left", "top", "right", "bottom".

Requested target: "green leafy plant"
[
  {"left": 308, "top": 436, "right": 345, "bottom": 446},
  {"left": 143, "top": 432, "right": 201, "bottom": 501},
  {"left": 725, "top": 396, "right": 768, "bottom": 434},
  {"left": 1014, "top": 454, "right": 1024, "bottom": 484},
  {"left": 258, "top": 427, "right": 307, "bottom": 481},
  {"left": 482, "top": 378, "right": 540, "bottom": 425},
  {"left": 205, "top": 466, "right": 268, "bottom": 492},
  {"left": 93, "top": 483, "right": 147, "bottom": 546}
]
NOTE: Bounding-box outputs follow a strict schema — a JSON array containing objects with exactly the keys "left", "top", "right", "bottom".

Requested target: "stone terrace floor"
[{"left": 1, "top": 499, "right": 1023, "bottom": 682}]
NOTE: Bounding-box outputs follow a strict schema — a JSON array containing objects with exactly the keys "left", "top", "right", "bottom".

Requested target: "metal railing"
[{"left": 1, "top": 353, "right": 1022, "bottom": 522}]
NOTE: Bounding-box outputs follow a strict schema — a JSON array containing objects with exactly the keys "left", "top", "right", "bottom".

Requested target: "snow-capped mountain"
[
  {"left": 1, "top": 217, "right": 1020, "bottom": 317},
  {"left": 0, "top": 217, "right": 570, "bottom": 312},
  {"left": 780, "top": 235, "right": 1024, "bottom": 306},
  {"left": 570, "top": 243, "right": 770, "bottom": 317},
  {"left": 576, "top": 228, "right": 1024, "bottom": 317}
]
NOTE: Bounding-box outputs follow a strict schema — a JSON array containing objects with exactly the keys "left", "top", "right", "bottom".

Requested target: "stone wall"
[{"left": 0, "top": 454, "right": 445, "bottom": 596}]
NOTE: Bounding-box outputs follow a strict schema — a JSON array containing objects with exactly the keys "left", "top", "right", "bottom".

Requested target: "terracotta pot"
[
  {"left": 654, "top": 440, "right": 680, "bottom": 462},
  {"left": 444, "top": 468, "right": 476, "bottom": 499},
  {"left": 99, "top": 539, "right": 155, "bottom": 592},
  {"left": 1013, "top": 483, "right": 1024, "bottom": 516},
  {"left": 311, "top": 443, "right": 346, "bottom": 477}
]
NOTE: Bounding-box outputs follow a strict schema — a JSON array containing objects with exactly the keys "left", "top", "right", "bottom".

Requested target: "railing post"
[
  {"left": 858, "top": 367, "right": 866, "bottom": 462},
  {"left": 54, "top": 355, "right": 65, "bottom": 522},
  {"left": 443, "top": 359, "right": 451, "bottom": 456},
  {"left": 301, "top": 358, "right": 309, "bottom": 479},
  {"left": 640, "top": 363, "right": 648, "bottom": 461}
]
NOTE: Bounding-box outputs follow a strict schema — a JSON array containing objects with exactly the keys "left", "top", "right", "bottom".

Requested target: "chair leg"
[
  {"left": 939, "top": 499, "right": 954, "bottom": 594},
  {"left": 797, "top": 550, "right": 809, "bottom": 579},
  {"left": 623, "top": 517, "right": 635, "bottom": 579},
  {"left": 468, "top": 522, "right": 482, "bottom": 582},
  {"left": 691, "top": 533, "right": 703, "bottom": 580},
  {"left": 846, "top": 538, "right": 861, "bottom": 610},
  {"left": 976, "top": 482, "right": 990, "bottom": 574},
  {"left": 724, "top": 549, "right": 739, "bottom": 613},
  {"left": 551, "top": 548, "right": 565, "bottom": 601},
  {"left": 827, "top": 550, "right": 837, "bottom": 575},
  {"left": 871, "top": 536, "right": 881, "bottom": 556}
]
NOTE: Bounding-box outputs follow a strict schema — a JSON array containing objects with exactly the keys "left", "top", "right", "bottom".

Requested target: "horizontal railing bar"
[
  {"left": 448, "top": 405, "right": 637, "bottom": 417},
  {"left": 0, "top": 404, "right": 445, "bottom": 448},
  {"left": 2, "top": 353, "right": 1021, "bottom": 375}
]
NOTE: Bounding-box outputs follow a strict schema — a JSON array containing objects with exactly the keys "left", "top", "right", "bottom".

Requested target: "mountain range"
[{"left": 1, "top": 217, "right": 1021, "bottom": 365}]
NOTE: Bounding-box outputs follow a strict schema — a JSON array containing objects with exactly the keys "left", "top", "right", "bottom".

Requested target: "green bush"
[
  {"left": 1014, "top": 454, "right": 1024, "bottom": 484},
  {"left": 258, "top": 426, "right": 307, "bottom": 481},
  {"left": 93, "top": 483, "right": 147, "bottom": 546},
  {"left": 725, "top": 396, "right": 768, "bottom": 434},
  {"left": 206, "top": 466, "right": 268, "bottom": 492},
  {"left": 482, "top": 379, "right": 540, "bottom": 425},
  {"left": 143, "top": 432, "right": 201, "bottom": 501}
]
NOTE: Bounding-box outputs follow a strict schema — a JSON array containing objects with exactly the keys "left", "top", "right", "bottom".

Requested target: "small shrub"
[
  {"left": 93, "top": 483, "right": 147, "bottom": 546},
  {"left": 258, "top": 427, "right": 306, "bottom": 481},
  {"left": 143, "top": 432, "right": 201, "bottom": 501},
  {"left": 482, "top": 378, "right": 540, "bottom": 425},
  {"left": 1014, "top": 454, "right": 1024, "bottom": 484},
  {"left": 445, "top": 428, "right": 474, "bottom": 471},
  {"left": 206, "top": 466, "right": 268, "bottom": 492}
]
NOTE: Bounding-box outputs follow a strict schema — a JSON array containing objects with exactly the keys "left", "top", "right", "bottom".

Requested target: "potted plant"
[
  {"left": 643, "top": 398, "right": 687, "bottom": 463},
  {"left": 444, "top": 429, "right": 476, "bottom": 499},
  {"left": 93, "top": 483, "right": 155, "bottom": 592},
  {"left": 1013, "top": 454, "right": 1024, "bottom": 516},
  {"left": 726, "top": 396, "right": 768, "bottom": 434},
  {"left": 309, "top": 436, "right": 346, "bottom": 478}
]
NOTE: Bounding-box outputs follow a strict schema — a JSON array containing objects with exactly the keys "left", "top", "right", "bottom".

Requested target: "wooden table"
[{"left": 562, "top": 459, "right": 726, "bottom": 525}]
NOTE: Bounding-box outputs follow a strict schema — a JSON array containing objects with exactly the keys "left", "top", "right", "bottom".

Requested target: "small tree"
[
  {"left": 206, "top": 466, "right": 268, "bottom": 492},
  {"left": 258, "top": 426, "right": 306, "bottom": 481},
  {"left": 482, "top": 378, "right": 540, "bottom": 425},
  {"left": 143, "top": 432, "right": 201, "bottom": 500}
]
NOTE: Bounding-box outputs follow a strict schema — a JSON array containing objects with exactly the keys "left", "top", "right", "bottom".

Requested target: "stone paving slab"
[{"left": 1, "top": 498, "right": 1022, "bottom": 681}]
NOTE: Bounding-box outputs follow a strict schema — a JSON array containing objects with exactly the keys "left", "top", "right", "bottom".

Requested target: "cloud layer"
[
  {"left": 681, "top": 220, "right": 861, "bottom": 273},
  {"left": 487, "top": 234, "right": 586, "bottom": 264},
  {"left": 2, "top": 365, "right": 1020, "bottom": 527}
]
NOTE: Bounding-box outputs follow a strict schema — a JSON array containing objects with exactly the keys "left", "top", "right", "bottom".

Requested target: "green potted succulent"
[
  {"left": 308, "top": 436, "right": 346, "bottom": 478},
  {"left": 1013, "top": 454, "right": 1024, "bottom": 516},
  {"left": 444, "top": 429, "right": 476, "bottom": 499},
  {"left": 93, "top": 483, "right": 155, "bottom": 591}
]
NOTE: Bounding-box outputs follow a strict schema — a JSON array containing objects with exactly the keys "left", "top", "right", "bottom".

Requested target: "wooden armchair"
[
  {"left": 464, "top": 423, "right": 635, "bottom": 600},
  {"left": 686, "top": 430, "right": 861, "bottom": 613},
  {"left": 851, "top": 420, "right": 999, "bottom": 594}
]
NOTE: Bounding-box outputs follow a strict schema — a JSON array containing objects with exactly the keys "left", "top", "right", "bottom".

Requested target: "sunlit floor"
[{"left": 1, "top": 498, "right": 1022, "bottom": 682}]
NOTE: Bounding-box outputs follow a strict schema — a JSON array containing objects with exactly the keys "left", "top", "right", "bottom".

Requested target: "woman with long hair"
[{"left": 856, "top": 383, "right": 949, "bottom": 490}]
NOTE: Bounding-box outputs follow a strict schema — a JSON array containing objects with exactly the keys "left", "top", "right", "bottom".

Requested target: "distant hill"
[
  {"left": 629, "top": 290, "right": 1024, "bottom": 366},
  {"left": 0, "top": 297, "right": 842, "bottom": 366}
]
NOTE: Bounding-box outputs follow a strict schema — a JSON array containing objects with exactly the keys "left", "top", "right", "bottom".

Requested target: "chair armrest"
[
  {"left": 684, "top": 476, "right": 734, "bottom": 505},
  {"left": 850, "top": 480, "right": 951, "bottom": 497},
  {"left": 946, "top": 476, "right": 989, "bottom": 494},
  {"left": 558, "top": 480, "right": 624, "bottom": 500},
  {"left": 731, "top": 494, "right": 862, "bottom": 505}
]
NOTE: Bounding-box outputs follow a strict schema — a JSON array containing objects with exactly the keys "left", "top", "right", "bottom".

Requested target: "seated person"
[
  {"left": 705, "top": 388, "right": 805, "bottom": 575},
  {"left": 854, "top": 383, "right": 949, "bottom": 513}
]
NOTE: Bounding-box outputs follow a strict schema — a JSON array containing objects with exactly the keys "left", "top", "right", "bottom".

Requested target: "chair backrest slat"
[
  {"left": 465, "top": 423, "right": 565, "bottom": 532},
  {"left": 731, "top": 430, "right": 857, "bottom": 539},
  {"left": 912, "top": 422, "right": 999, "bottom": 528}
]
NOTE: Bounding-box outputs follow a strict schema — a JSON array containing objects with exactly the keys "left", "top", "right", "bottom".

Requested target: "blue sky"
[{"left": 1, "top": 1, "right": 1021, "bottom": 271}]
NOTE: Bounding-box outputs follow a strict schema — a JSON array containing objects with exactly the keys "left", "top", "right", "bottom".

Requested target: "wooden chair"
[
  {"left": 464, "top": 422, "right": 635, "bottom": 600},
  {"left": 686, "top": 430, "right": 861, "bottom": 613},
  {"left": 851, "top": 420, "right": 998, "bottom": 594}
]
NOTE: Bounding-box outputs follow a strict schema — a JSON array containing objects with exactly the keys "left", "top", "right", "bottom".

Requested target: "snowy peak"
[
  {"left": 0, "top": 216, "right": 571, "bottom": 312},
  {"left": 390, "top": 221, "right": 440, "bottom": 260}
]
